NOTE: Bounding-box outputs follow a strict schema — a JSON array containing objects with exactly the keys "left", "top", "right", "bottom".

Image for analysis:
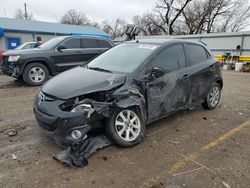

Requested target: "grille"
[
  {"left": 36, "top": 118, "right": 56, "bottom": 132},
  {"left": 2, "top": 56, "right": 8, "bottom": 64}
]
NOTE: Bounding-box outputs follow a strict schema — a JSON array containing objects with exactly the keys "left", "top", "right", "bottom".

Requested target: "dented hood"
[{"left": 42, "top": 66, "right": 126, "bottom": 99}]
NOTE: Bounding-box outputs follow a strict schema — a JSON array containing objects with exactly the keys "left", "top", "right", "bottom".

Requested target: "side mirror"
[
  {"left": 151, "top": 67, "right": 165, "bottom": 78},
  {"left": 57, "top": 45, "right": 66, "bottom": 52}
]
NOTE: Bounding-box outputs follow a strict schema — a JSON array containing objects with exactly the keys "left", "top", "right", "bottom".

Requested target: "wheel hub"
[
  {"left": 115, "top": 110, "right": 141, "bottom": 142},
  {"left": 208, "top": 85, "right": 220, "bottom": 107},
  {"left": 29, "top": 67, "right": 45, "bottom": 83}
]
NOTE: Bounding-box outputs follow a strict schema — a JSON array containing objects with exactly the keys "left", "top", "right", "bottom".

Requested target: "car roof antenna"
[{"left": 136, "top": 40, "right": 139, "bottom": 43}]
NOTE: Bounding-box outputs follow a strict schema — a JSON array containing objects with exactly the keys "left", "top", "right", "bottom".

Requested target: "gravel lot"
[{"left": 0, "top": 71, "right": 249, "bottom": 188}]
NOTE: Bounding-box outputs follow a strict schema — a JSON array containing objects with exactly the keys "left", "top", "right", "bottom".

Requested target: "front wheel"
[
  {"left": 23, "top": 63, "right": 49, "bottom": 86},
  {"left": 202, "top": 82, "right": 221, "bottom": 110},
  {"left": 105, "top": 108, "right": 145, "bottom": 147}
]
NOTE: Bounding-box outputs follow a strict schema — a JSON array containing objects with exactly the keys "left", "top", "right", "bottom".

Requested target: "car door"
[
  {"left": 146, "top": 43, "right": 192, "bottom": 121},
  {"left": 183, "top": 43, "right": 213, "bottom": 104},
  {"left": 53, "top": 38, "right": 83, "bottom": 72}
]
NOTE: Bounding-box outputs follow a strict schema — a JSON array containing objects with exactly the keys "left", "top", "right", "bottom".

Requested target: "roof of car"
[
  {"left": 125, "top": 38, "right": 207, "bottom": 47},
  {"left": 55, "top": 35, "right": 112, "bottom": 41}
]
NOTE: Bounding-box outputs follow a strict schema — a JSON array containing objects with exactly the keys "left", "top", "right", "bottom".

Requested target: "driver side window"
[
  {"left": 150, "top": 44, "right": 186, "bottom": 72},
  {"left": 62, "top": 38, "right": 80, "bottom": 49}
]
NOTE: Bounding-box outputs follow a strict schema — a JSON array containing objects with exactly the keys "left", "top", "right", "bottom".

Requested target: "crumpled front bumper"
[
  {"left": 0, "top": 59, "right": 22, "bottom": 78},
  {"left": 33, "top": 94, "right": 92, "bottom": 146}
]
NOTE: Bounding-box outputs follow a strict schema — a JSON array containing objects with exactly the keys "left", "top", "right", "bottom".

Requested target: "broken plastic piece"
[
  {"left": 12, "top": 153, "right": 17, "bottom": 160},
  {"left": 52, "top": 135, "right": 111, "bottom": 167},
  {"left": 8, "top": 129, "right": 17, "bottom": 136}
]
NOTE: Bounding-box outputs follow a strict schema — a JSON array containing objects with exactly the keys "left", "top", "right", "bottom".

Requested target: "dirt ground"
[{"left": 0, "top": 71, "right": 249, "bottom": 188}]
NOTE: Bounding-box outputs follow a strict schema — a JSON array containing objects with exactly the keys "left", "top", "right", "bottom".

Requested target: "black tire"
[
  {"left": 105, "top": 107, "right": 145, "bottom": 147},
  {"left": 23, "top": 63, "right": 49, "bottom": 86},
  {"left": 202, "top": 82, "right": 221, "bottom": 110}
]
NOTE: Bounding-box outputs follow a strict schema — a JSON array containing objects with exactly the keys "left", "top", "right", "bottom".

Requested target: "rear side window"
[
  {"left": 62, "top": 39, "right": 80, "bottom": 49},
  {"left": 98, "top": 40, "right": 112, "bottom": 48},
  {"left": 81, "top": 39, "right": 98, "bottom": 48},
  {"left": 185, "top": 44, "right": 208, "bottom": 65},
  {"left": 151, "top": 44, "right": 186, "bottom": 72},
  {"left": 22, "top": 43, "right": 35, "bottom": 49}
]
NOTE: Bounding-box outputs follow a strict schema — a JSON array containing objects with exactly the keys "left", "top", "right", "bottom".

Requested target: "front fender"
[
  {"left": 21, "top": 58, "right": 51, "bottom": 74},
  {"left": 114, "top": 94, "right": 147, "bottom": 123}
]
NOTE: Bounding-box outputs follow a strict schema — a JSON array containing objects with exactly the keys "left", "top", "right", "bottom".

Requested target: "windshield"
[
  {"left": 88, "top": 43, "right": 159, "bottom": 73},
  {"left": 15, "top": 43, "right": 32, "bottom": 50},
  {"left": 38, "top": 37, "right": 65, "bottom": 50}
]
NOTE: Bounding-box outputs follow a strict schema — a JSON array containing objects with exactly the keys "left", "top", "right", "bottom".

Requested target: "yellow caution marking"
[
  {"left": 169, "top": 119, "right": 250, "bottom": 174},
  {"left": 144, "top": 119, "right": 250, "bottom": 186},
  {"left": 168, "top": 153, "right": 197, "bottom": 175},
  {"left": 201, "top": 120, "right": 250, "bottom": 151}
]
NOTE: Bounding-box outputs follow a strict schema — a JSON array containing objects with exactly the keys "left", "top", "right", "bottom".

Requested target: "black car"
[
  {"left": 1, "top": 36, "right": 114, "bottom": 85},
  {"left": 34, "top": 39, "right": 223, "bottom": 147}
]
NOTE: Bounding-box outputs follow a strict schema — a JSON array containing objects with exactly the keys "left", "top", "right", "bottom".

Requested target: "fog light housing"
[{"left": 71, "top": 130, "right": 82, "bottom": 140}]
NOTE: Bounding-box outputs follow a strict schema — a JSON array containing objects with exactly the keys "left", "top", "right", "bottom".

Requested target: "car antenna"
[{"left": 136, "top": 40, "right": 139, "bottom": 43}]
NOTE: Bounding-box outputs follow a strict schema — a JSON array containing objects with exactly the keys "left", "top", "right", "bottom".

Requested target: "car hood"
[
  {"left": 42, "top": 66, "right": 126, "bottom": 100},
  {"left": 3, "top": 48, "right": 48, "bottom": 56}
]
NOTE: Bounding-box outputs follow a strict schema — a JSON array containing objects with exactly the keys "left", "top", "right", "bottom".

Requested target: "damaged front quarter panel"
[
  {"left": 70, "top": 83, "right": 146, "bottom": 122},
  {"left": 111, "top": 83, "right": 147, "bottom": 122}
]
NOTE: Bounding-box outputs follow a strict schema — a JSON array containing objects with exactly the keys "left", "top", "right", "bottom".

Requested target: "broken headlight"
[{"left": 71, "top": 103, "right": 95, "bottom": 118}]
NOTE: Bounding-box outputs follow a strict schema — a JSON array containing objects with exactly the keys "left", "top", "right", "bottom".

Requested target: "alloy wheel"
[
  {"left": 29, "top": 67, "right": 45, "bottom": 83},
  {"left": 208, "top": 85, "right": 220, "bottom": 108},
  {"left": 115, "top": 109, "right": 141, "bottom": 142}
]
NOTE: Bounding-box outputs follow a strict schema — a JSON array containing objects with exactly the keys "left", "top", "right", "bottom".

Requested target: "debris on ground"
[
  {"left": 52, "top": 135, "right": 111, "bottom": 167},
  {"left": 153, "top": 140, "right": 159, "bottom": 144},
  {"left": 239, "top": 112, "right": 243, "bottom": 115},
  {"left": 172, "top": 167, "right": 204, "bottom": 177},
  {"left": 222, "top": 181, "right": 231, "bottom": 188},
  {"left": 202, "top": 117, "right": 208, "bottom": 120},
  {"left": 102, "top": 156, "right": 108, "bottom": 161},
  {"left": 12, "top": 153, "right": 17, "bottom": 160},
  {"left": 169, "top": 141, "right": 180, "bottom": 145},
  {"left": 8, "top": 129, "right": 17, "bottom": 137}
]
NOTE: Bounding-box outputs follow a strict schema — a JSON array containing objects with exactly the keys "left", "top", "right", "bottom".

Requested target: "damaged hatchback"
[{"left": 34, "top": 39, "right": 223, "bottom": 147}]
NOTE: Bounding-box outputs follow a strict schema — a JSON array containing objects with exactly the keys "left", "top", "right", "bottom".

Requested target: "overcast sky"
[{"left": 0, "top": 0, "right": 156, "bottom": 24}]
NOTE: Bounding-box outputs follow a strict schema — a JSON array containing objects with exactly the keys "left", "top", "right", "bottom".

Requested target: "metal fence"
[{"left": 139, "top": 31, "right": 250, "bottom": 56}]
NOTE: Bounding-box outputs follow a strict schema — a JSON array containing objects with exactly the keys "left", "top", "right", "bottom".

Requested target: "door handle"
[{"left": 182, "top": 74, "right": 190, "bottom": 81}]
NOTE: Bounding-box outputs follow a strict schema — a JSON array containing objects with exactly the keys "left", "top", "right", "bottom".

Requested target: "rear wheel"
[
  {"left": 202, "top": 82, "right": 221, "bottom": 110},
  {"left": 23, "top": 63, "right": 49, "bottom": 86},
  {"left": 105, "top": 108, "right": 145, "bottom": 147}
]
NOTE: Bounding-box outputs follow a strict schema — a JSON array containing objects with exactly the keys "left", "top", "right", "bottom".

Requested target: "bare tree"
[
  {"left": 153, "top": 0, "right": 192, "bottom": 35},
  {"left": 102, "top": 19, "right": 127, "bottom": 38},
  {"left": 205, "top": 0, "right": 231, "bottom": 33},
  {"left": 218, "top": 0, "right": 250, "bottom": 32},
  {"left": 132, "top": 14, "right": 163, "bottom": 35},
  {"left": 181, "top": 1, "right": 204, "bottom": 34},
  {"left": 89, "top": 21, "right": 101, "bottom": 29},
  {"left": 182, "top": 0, "right": 250, "bottom": 34},
  {"left": 182, "top": 0, "right": 229, "bottom": 34},
  {"left": 14, "top": 8, "right": 33, "bottom": 20},
  {"left": 60, "top": 9, "right": 90, "bottom": 26}
]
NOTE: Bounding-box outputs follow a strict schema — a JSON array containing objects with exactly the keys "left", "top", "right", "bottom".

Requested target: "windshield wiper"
[{"left": 88, "top": 66, "right": 112, "bottom": 73}]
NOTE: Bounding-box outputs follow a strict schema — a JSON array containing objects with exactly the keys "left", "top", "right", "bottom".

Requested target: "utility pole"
[
  {"left": 3, "top": 8, "right": 7, "bottom": 17},
  {"left": 24, "top": 3, "right": 28, "bottom": 20}
]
